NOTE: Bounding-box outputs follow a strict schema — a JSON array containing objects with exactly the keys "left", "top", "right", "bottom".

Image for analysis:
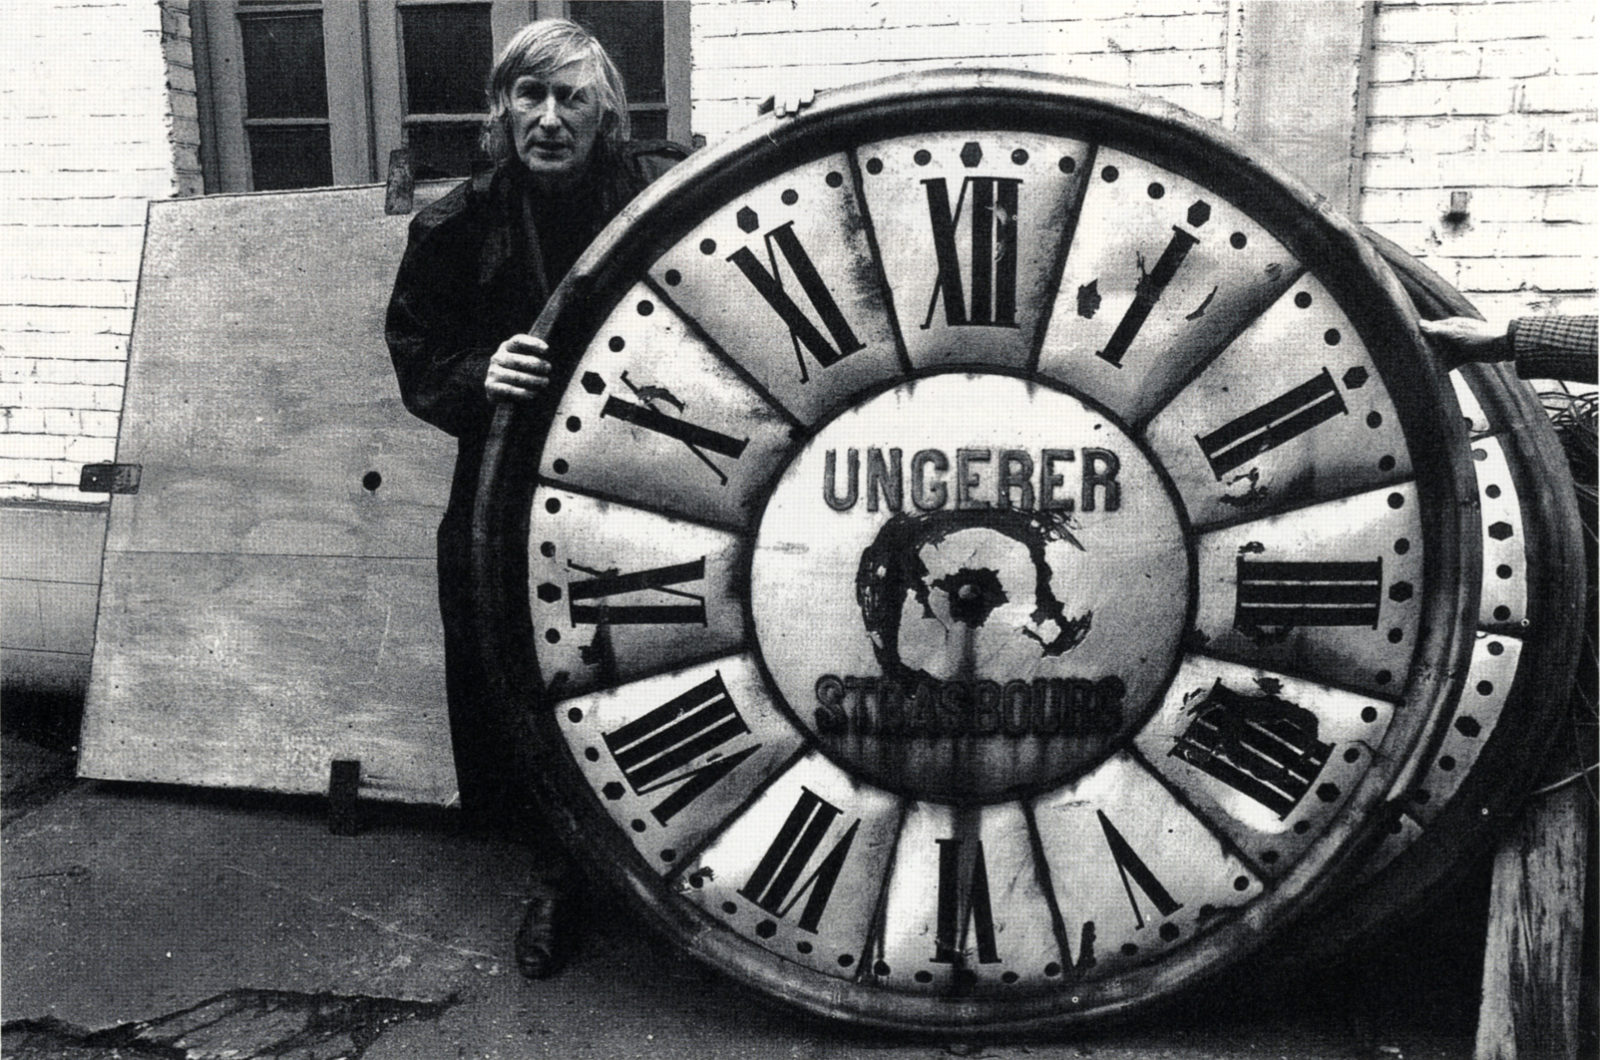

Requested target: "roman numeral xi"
[{"left": 727, "top": 221, "right": 864, "bottom": 383}]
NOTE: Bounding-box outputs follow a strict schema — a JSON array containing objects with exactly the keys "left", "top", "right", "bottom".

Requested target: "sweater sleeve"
[
  {"left": 385, "top": 205, "right": 498, "bottom": 439},
  {"left": 1509, "top": 314, "right": 1599, "bottom": 385}
]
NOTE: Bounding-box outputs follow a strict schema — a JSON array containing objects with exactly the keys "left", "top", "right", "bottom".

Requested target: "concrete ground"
[{"left": 2, "top": 730, "right": 1497, "bottom": 1060}]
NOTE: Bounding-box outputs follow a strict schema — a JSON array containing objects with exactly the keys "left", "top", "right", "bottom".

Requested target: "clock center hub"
[{"left": 751, "top": 373, "right": 1192, "bottom": 800}]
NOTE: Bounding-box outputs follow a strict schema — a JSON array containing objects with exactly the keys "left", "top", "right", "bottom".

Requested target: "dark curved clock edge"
[
  {"left": 465, "top": 73, "right": 1489, "bottom": 1032},
  {"left": 1270, "top": 229, "right": 1589, "bottom": 964}
]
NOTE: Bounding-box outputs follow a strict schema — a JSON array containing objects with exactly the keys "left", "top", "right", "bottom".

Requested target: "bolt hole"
[{"left": 361, "top": 471, "right": 382, "bottom": 491}]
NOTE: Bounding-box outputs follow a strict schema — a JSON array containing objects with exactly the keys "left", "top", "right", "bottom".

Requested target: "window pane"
[
  {"left": 406, "top": 122, "right": 483, "bottom": 181},
  {"left": 240, "top": 12, "right": 328, "bottom": 119},
  {"left": 571, "top": 1, "right": 665, "bottom": 104},
  {"left": 247, "top": 126, "right": 333, "bottom": 189},
  {"left": 402, "top": 3, "right": 493, "bottom": 115},
  {"left": 630, "top": 109, "right": 666, "bottom": 141}
]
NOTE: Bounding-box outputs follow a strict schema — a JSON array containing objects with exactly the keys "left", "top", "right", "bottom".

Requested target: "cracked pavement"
[{"left": 2, "top": 732, "right": 1490, "bottom": 1059}]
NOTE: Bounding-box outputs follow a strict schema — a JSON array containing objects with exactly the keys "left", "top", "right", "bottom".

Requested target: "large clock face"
[{"left": 475, "top": 73, "right": 1483, "bottom": 1032}]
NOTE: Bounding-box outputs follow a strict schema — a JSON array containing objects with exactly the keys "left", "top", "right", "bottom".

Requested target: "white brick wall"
[
  {"left": 0, "top": 0, "right": 191, "bottom": 504},
  {"left": 689, "top": 0, "right": 1231, "bottom": 142},
  {"left": 690, "top": 0, "right": 1595, "bottom": 323},
  {"left": 1, "top": 1, "right": 1592, "bottom": 506},
  {"left": 1361, "top": 0, "right": 1599, "bottom": 321}
]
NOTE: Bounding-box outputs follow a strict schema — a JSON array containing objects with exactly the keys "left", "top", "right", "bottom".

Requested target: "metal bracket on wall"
[{"left": 79, "top": 463, "right": 141, "bottom": 494}]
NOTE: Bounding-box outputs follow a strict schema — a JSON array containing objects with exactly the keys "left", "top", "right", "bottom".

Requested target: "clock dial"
[
  {"left": 473, "top": 72, "right": 1504, "bottom": 1032},
  {"left": 1277, "top": 236, "right": 1585, "bottom": 958},
  {"left": 750, "top": 373, "right": 1190, "bottom": 800},
  {"left": 529, "top": 490, "right": 746, "bottom": 696},
  {"left": 1038, "top": 146, "right": 1302, "bottom": 423},
  {"left": 872, "top": 799, "right": 1062, "bottom": 994},
  {"left": 649, "top": 153, "right": 902, "bottom": 426},
  {"left": 677, "top": 751, "right": 901, "bottom": 979},
  {"left": 1470, "top": 437, "right": 1529, "bottom": 630},
  {"left": 1143, "top": 274, "right": 1413, "bottom": 529},
  {"left": 555, "top": 655, "right": 807, "bottom": 869},
  {"left": 1032, "top": 754, "right": 1264, "bottom": 980},
  {"left": 1134, "top": 657, "right": 1393, "bottom": 876}
]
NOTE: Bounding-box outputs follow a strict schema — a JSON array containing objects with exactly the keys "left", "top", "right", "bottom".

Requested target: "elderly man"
[{"left": 386, "top": 18, "right": 687, "bottom": 979}]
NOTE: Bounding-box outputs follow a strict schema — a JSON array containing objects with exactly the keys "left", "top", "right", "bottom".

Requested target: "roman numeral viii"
[
  {"left": 738, "top": 787, "right": 859, "bottom": 934},
  {"left": 923, "top": 176, "right": 1022, "bottom": 329},
  {"left": 1235, "top": 558, "right": 1383, "bottom": 629},
  {"left": 1195, "top": 368, "right": 1348, "bottom": 479},
  {"left": 601, "top": 671, "right": 759, "bottom": 826},
  {"left": 727, "top": 221, "right": 864, "bottom": 382},
  {"left": 567, "top": 558, "right": 707, "bottom": 626}
]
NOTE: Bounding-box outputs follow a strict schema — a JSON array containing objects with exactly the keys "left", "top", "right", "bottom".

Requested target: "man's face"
[{"left": 507, "top": 59, "right": 604, "bottom": 189}]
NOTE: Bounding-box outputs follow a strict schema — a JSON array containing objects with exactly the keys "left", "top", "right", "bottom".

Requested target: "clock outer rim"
[{"left": 470, "top": 68, "right": 1483, "bottom": 1032}]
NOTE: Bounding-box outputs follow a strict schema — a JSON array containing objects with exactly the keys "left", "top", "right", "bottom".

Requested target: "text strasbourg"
[{"left": 814, "top": 674, "right": 1126, "bottom": 739}]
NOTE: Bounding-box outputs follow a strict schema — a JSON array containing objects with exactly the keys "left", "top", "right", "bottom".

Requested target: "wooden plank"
[
  {"left": 1, "top": 505, "right": 107, "bottom": 701},
  {"left": 0, "top": 579, "right": 98, "bottom": 655},
  {"left": 79, "top": 551, "right": 456, "bottom": 806},
  {"left": 84, "top": 182, "right": 459, "bottom": 804},
  {"left": 1474, "top": 783, "right": 1590, "bottom": 1060},
  {"left": 105, "top": 184, "right": 454, "bottom": 559}
]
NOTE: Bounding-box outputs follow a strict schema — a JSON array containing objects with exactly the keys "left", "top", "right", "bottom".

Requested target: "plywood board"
[
  {"left": 105, "top": 186, "right": 453, "bottom": 558},
  {"left": 80, "top": 552, "right": 455, "bottom": 804},
  {"left": 82, "top": 183, "right": 460, "bottom": 805}
]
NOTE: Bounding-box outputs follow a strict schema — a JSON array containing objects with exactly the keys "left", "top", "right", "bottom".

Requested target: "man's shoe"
[{"left": 514, "top": 895, "right": 565, "bottom": 979}]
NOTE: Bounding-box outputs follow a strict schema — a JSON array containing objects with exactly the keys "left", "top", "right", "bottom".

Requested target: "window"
[{"left": 194, "top": 1, "right": 691, "bottom": 192}]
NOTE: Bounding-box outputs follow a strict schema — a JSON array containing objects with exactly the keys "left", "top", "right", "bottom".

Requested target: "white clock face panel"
[{"left": 482, "top": 76, "right": 1484, "bottom": 1031}]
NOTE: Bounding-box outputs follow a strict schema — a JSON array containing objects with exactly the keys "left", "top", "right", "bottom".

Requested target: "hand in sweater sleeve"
[
  {"left": 1420, "top": 314, "right": 1598, "bottom": 385},
  {"left": 1508, "top": 314, "right": 1598, "bottom": 385}
]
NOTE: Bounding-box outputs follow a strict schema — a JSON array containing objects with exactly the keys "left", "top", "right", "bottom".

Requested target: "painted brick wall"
[
  {"left": 689, "top": 0, "right": 1595, "bottom": 323},
  {"left": 0, "top": 0, "right": 190, "bottom": 505},
  {"left": 689, "top": 0, "right": 1231, "bottom": 143},
  {"left": 1361, "top": 0, "right": 1598, "bottom": 320}
]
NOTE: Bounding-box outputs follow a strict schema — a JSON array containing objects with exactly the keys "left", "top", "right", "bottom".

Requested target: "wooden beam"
[
  {"left": 1230, "top": 0, "right": 1373, "bottom": 215},
  {"left": 1475, "top": 782, "right": 1590, "bottom": 1060}
]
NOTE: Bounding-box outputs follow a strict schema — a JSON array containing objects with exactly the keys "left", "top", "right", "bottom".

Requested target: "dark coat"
[
  {"left": 384, "top": 142, "right": 686, "bottom": 817},
  {"left": 386, "top": 141, "right": 688, "bottom": 530}
]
